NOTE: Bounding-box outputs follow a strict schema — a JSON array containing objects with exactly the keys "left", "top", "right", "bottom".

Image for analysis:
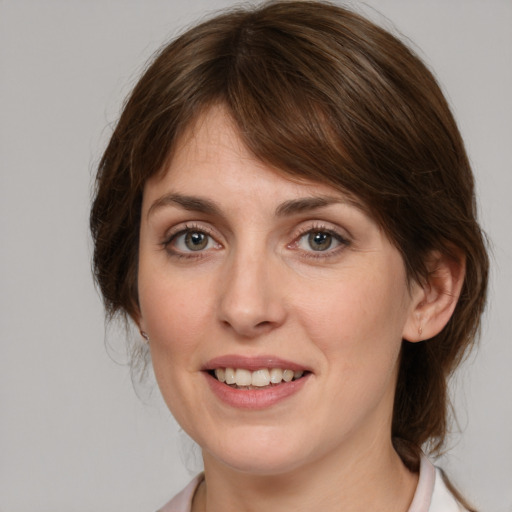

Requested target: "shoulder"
[
  {"left": 157, "top": 474, "right": 203, "bottom": 512},
  {"left": 408, "top": 455, "right": 468, "bottom": 512}
]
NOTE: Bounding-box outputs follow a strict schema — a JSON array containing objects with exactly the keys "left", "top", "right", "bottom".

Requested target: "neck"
[{"left": 193, "top": 436, "right": 418, "bottom": 512}]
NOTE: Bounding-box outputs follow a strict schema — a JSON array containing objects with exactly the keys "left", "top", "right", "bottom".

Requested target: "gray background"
[{"left": 1, "top": 0, "right": 511, "bottom": 511}]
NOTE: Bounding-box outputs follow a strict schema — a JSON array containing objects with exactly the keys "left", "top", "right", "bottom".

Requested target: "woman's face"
[{"left": 138, "top": 107, "right": 422, "bottom": 475}]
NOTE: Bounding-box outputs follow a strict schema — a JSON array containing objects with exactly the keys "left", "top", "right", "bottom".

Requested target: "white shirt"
[{"left": 159, "top": 455, "right": 466, "bottom": 512}]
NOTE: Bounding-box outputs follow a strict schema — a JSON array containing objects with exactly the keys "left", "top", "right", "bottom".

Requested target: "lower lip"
[{"left": 204, "top": 372, "right": 310, "bottom": 410}]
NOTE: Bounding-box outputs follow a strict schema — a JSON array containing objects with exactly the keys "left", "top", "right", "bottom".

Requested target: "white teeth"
[
  {"left": 235, "top": 369, "right": 252, "bottom": 386},
  {"left": 269, "top": 368, "right": 283, "bottom": 384},
  {"left": 225, "top": 367, "right": 236, "bottom": 385},
  {"left": 251, "top": 369, "right": 270, "bottom": 387},
  {"left": 282, "top": 369, "right": 294, "bottom": 382},
  {"left": 213, "top": 367, "right": 305, "bottom": 386}
]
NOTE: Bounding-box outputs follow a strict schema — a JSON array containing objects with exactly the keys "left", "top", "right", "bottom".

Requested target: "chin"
[
  {"left": 211, "top": 450, "right": 310, "bottom": 476},
  {"left": 201, "top": 426, "right": 315, "bottom": 476}
]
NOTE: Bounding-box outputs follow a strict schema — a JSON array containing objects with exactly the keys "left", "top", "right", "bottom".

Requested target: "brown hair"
[{"left": 90, "top": 0, "right": 488, "bottom": 499}]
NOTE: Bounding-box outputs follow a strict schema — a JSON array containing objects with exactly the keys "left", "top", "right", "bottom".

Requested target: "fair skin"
[{"left": 137, "top": 107, "right": 463, "bottom": 512}]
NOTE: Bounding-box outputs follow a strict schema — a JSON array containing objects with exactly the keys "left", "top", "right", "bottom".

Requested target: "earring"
[{"left": 140, "top": 330, "right": 150, "bottom": 342}]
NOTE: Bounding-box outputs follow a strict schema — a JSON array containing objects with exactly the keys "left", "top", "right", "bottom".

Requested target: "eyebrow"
[
  {"left": 275, "top": 196, "right": 349, "bottom": 217},
  {"left": 147, "top": 193, "right": 222, "bottom": 219},
  {"left": 147, "top": 192, "right": 358, "bottom": 219}
]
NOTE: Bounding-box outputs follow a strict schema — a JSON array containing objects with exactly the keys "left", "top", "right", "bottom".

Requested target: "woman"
[{"left": 90, "top": 1, "right": 488, "bottom": 510}]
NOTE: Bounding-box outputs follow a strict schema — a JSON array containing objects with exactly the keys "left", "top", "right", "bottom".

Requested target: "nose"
[{"left": 217, "top": 249, "right": 287, "bottom": 338}]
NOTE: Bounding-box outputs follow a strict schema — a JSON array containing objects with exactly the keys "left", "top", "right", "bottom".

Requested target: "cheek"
[
  {"left": 138, "top": 272, "right": 216, "bottom": 405},
  {"left": 139, "top": 273, "right": 218, "bottom": 431},
  {"left": 139, "top": 271, "right": 215, "bottom": 348},
  {"left": 295, "top": 268, "right": 408, "bottom": 373}
]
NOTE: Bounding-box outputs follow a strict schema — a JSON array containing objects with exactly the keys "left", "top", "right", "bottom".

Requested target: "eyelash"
[
  {"left": 161, "top": 222, "right": 350, "bottom": 260},
  {"left": 290, "top": 223, "right": 350, "bottom": 260},
  {"left": 162, "top": 223, "right": 219, "bottom": 260}
]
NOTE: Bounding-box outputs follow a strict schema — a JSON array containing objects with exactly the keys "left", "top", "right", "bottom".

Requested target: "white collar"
[{"left": 159, "top": 454, "right": 465, "bottom": 512}]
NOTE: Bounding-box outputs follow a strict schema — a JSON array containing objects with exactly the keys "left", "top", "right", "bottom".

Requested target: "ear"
[
  {"left": 131, "top": 307, "right": 149, "bottom": 342},
  {"left": 402, "top": 250, "right": 466, "bottom": 342}
]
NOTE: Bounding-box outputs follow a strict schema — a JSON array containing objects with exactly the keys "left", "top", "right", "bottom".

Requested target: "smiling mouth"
[{"left": 209, "top": 367, "right": 307, "bottom": 389}]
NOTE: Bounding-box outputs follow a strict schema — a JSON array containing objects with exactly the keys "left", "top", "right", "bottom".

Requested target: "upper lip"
[{"left": 203, "top": 355, "right": 311, "bottom": 373}]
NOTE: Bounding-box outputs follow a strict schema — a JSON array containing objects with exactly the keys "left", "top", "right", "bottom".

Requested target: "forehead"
[{"left": 144, "top": 105, "right": 368, "bottom": 214}]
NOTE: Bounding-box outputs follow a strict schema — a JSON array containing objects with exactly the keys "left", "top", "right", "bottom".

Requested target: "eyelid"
[
  {"left": 288, "top": 221, "right": 351, "bottom": 257},
  {"left": 163, "top": 221, "right": 212, "bottom": 241},
  {"left": 292, "top": 220, "right": 351, "bottom": 242},
  {"left": 159, "top": 219, "right": 351, "bottom": 260},
  {"left": 162, "top": 222, "right": 223, "bottom": 257}
]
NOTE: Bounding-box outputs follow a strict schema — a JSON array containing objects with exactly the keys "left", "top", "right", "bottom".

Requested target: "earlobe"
[
  {"left": 132, "top": 309, "right": 149, "bottom": 342},
  {"left": 136, "top": 319, "right": 150, "bottom": 343},
  {"left": 403, "top": 250, "right": 465, "bottom": 343}
]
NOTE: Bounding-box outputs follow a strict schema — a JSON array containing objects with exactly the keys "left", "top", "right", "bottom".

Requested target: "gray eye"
[
  {"left": 307, "top": 231, "right": 333, "bottom": 251},
  {"left": 184, "top": 231, "right": 209, "bottom": 251}
]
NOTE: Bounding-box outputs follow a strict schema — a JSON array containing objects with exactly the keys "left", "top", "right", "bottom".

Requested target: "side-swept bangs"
[{"left": 90, "top": 1, "right": 488, "bottom": 468}]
